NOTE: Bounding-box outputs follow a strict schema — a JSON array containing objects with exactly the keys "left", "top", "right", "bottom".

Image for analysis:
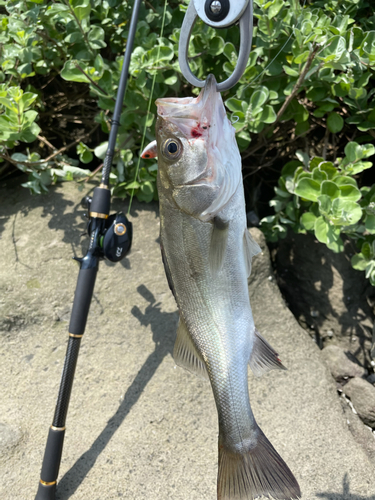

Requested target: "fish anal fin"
[
  {"left": 209, "top": 217, "right": 229, "bottom": 275},
  {"left": 173, "top": 317, "right": 209, "bottom": 381},
  {"left": 218, "top": 426, "right": 301, "bottom": 500},
  {"left": 243, "top": 229, "right": 261, "bottom": 277},
  {"left": 249, "top": 329, "right": 286, "bottom": 377}
]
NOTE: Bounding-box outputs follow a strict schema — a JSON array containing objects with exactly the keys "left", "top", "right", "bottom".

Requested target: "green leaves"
[
  {"left": 250, "top": 87, "right": 269, "bottom": 110},
  {"left": 300, "top": 212, "right": 317, "bottom": 230},
  {"left": 351, "top": 241, "right": 375, "bottom": 286},
  {"left": 262, "top": 143, "right": 375, "bottom": 285},
  {"left": 334, "top": 199, "right": 362, "bottom": 225},
  {"left": 361, "top": 31, "right": 375, "bottom": 60},
  {"left": 321, "top": 180, "right": 340, "bottom": 199},
  {"left": 260, "top": 105, "right": 277, "bottom": 124},
  {"left": 88, "top": 26, "right": 106, "bottom": 49},
  {"left": 320, "top": 35, "right": 347, "bottom": 62},
  {"left": 77, "top": 142, "right": 93, "bottom": 164},
  {"left": 0, "top": 86, "right": 40, "bottom": 143},
  {"left": 227, "top": 85, "right": 277, "bottom": 141},
  {"left": 295, "top": 178, "right": 321, "bottom": 202},
  {"left": 69, "top": 0, "right": 91, "bottom": 22},
  {"left": 264, "top": 0, "right": 284, "bottom": 19},
  {"left": 327, "top": 112, "right": 344, "bottom": 133},
  {"left": 314, "top": 216, "right": 343, "bottom": 252},
  {"left": 345, "top": 142, "right": 365, "bottom": 162}
]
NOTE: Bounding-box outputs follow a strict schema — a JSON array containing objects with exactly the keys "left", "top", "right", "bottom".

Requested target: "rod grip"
[
  {"left": 35, "top": 427, "right": 65, "bottom": 500},
  {"left": 69, "top": 267, "right": 97, "bottom": 336},
  {"left": 35, "top": 482, "right": 56, "bottom": 500},
  {"left": 89, "top": 186, "right": 110, "bottom": 215}
]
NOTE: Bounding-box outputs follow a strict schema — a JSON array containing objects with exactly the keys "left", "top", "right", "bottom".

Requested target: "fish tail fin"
[{"left": 217, "top": 427, "right": 301, "bottom": 500}]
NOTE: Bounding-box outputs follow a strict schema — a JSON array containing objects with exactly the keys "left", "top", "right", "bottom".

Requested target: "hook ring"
[{"left": 178, "top": 0, "right": 253, "bottom": 92}]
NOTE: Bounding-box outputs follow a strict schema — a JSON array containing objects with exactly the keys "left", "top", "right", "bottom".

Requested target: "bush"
[{"left": 0, "top": 0, "right": 374, "bottom": 282}]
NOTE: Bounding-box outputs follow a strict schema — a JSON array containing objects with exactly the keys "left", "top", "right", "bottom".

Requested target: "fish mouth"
[
  {"left": 156, "top": 74, "right": 221, "bottom": 124},
  {"left": 199, "top": 74, "right": 217, "bottom": 105},
  {"left": 156, "top": 74, "right": 217, "bottom": 109}
]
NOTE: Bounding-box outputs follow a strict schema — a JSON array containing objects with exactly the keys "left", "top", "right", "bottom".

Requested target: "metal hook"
[{"left": 178, "top": 0, "right": 253, "bottom": 92}]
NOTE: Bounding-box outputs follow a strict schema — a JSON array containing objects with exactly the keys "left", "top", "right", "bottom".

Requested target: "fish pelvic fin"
[
  {"left": 209, "top": 217, "right": 229, "bottom": 275},
  {"left": 249, "top": 329, "right": 287, "bottom": 377},
  {"left": 218, "top": 427, "right": 301, "bottom": 500},
  {"left": 243, "top": 229, "right": 261, "bottom": 278},
  {"left": 173, "top": 316, "right": 209, "bottom": 381}
]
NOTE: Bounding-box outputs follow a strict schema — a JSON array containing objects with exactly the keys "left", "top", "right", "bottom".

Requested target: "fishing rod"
[
  {"left": 34, "top": 1, "right": 142, "bottom": 498},
  {"left": 35, "top": 0, "right": 253, "bottom": 498}
]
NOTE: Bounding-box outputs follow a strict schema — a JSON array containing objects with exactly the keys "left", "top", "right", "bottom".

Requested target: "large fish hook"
[{"left": 179, "top": 0, "right": 253, "bottom": 92}]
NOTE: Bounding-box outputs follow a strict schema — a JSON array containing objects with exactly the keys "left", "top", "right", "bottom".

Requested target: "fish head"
[{"left": 142, "top": 75, "right": 241, "bottom": 221}]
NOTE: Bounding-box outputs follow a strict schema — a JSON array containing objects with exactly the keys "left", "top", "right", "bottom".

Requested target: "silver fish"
[{"left": 141, "top": 75, "right": 301, "bottom": 500}]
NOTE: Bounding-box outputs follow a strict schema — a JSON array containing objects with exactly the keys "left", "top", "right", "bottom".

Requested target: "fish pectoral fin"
[
  {"left": 209, "top": 217, "right": 229, "bottom": 275},
  {"left": 173, "top": 317, "right": 209, "bottom": 381},
  {"left": 249, "top": 329, "right": 287, "bottom": 377},
  {"left": 243, "top": 229, "right": 261, "bottom": 277}
]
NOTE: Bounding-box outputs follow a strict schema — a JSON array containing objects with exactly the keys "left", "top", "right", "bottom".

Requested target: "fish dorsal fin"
[
  {"left": 173, "top": 316, "right": 209, "bottom": 380},
  {"left": 249, "top": 329, "right": 286, "bottom": 377},
  {"left": 243, "top": 229, "right": 261, "bottom": 277},
  {"left": 209, "top": 217, "right": 229, "bottom": 275}
]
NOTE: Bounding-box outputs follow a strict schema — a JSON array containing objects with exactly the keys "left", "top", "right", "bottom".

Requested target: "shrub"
[{"left": 0, "top": 0, "right": 374, "bottom": 282}]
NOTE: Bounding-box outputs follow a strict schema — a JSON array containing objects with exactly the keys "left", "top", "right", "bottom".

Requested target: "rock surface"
[
  {"left": 340, "top": 396, "right": 375, "bottom": 462},
  {"left": 0, "top": 182, "right": 375, "bottom": 500},
  {"left": 274, "top": 231, "right": 374, "bottom": 368},
  {"left": 321, "top": 345, "right": 366, "bottom": 383},
  {"left": 344, "top": 377, "right": 375, "bottom": 428}
]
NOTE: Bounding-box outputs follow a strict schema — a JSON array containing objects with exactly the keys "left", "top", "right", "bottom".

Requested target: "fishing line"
[
  {"left": 127, "top": 0, "right": 168, "bottom": 215},
  {"left": 244, "top": 0, "right": 308, "bottom": 89}
]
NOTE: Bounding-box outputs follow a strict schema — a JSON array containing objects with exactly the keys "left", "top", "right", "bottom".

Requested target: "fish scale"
[{"left": 141, "top": 74, "right": 301, "bottom": 500}]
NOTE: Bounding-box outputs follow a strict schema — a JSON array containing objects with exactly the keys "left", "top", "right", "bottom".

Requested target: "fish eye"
[{"left": 162, "top": 138, "right": 182, "bottom": 161}]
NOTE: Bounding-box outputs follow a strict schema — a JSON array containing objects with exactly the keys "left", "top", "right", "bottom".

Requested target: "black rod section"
[
  {"left": 52, "top": 337, "right": 83, "bottom": 428},
  {"left": 101, "top": 0, "right": 143, "bottom": 187},
  {"left": 35, "top": 336, "right": 82, "bottom": 500},
  {"left": 35, "top": 228, "right": 101, "bottom": 500}
]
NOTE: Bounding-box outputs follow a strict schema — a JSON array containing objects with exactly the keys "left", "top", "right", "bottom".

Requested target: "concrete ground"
[{"left": 0, "top": 181, "right": 374, "bottom": 500}]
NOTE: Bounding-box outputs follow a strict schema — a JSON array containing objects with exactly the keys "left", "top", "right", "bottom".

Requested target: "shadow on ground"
[
  {"left": 274, "top": 230, "right": 374, "bottom": 366},
  {"left": 55, "top": 285, "right": 176, "bottom": 500},
  {"left": 0, "top": 182, "right": 159, "bottom": 255},
  {"left": 317, "top": 472, "right": 375, "bottom": 500}
]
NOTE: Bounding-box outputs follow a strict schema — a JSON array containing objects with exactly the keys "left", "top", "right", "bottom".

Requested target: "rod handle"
[
  {"left": 69, "top": 266, "right": 98, "bottom": 336},
  {"left": 35, "top": 483, "right": 56, "bottom": 500},
  {"left": 35, "top": 427, "right": 65, "bottom": 500}
]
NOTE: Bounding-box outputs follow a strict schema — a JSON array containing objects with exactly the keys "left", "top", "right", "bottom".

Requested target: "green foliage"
[
  {"left": 260, "top": 143, "right": 375, "bottom": 285},
  {"left": 0, "top": 0, "right": 374, "bottom": 285},
  {"left": 0, "top": 85, "right": 40, "bottom": 142},
  {"left": 0, "top": 0, "right": 181, "bottom": 196}
]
